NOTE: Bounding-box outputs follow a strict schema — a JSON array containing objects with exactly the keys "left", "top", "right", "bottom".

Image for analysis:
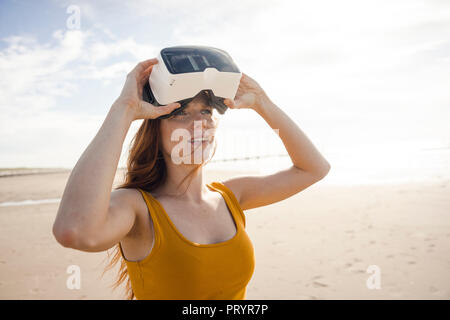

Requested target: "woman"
[{"left": 53, "top": 58, "right": 331, "bottom": 300}]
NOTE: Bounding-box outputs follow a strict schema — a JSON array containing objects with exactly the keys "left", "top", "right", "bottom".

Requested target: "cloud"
[
  {"left": 0, "top": 25, "right": 161, "bottom": 167},
  {"left": 0, "top": 26, "right": 160, "bottom": 114},
  {"left": 1, "top": 0, "right": 450, "bottom": 168}
]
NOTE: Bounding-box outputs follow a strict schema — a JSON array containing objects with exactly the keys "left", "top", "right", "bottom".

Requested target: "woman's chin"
[
  {"left": 191, "top": 143, "right": 213, "bottom": 163},
  {"left": 169, "top": 141, "right": 214, "bottom": 165}
]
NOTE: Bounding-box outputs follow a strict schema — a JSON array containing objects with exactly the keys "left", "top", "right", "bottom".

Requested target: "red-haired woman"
[{"left": 53, "top": 58, "right": 330, "bottom": 300}]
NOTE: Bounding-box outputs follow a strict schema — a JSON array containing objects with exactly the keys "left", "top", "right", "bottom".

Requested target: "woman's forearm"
[
  {"left": 53, "top": 101, "right": 135, "bottom": 236},
  {"left": 253, "top": 96, "right": 330, "bottom": 175}
]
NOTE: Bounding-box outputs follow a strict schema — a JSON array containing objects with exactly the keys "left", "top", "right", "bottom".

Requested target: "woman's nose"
[
  {"left": 191, "top": 112, "right": 207, "bottom": 124},
  {"left": 192, "top": 116, "right": 211, "bottom": 131},
  {"left": 192, "top": 118, "right": 208, "bottom": 130},
  {"left": 191, "top": 113, "right": 200, "bottom": 121}
]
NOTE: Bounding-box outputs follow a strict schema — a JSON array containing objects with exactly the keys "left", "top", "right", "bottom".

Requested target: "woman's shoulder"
[
  {"left": 111, "top": 187, "right": 151, "bottom": 219},
  {"left": 111, "top": 187, "right": 155, "bottom": 239},
  {"left": 208, "top": 180, "right": 240, "bottom": 204}
]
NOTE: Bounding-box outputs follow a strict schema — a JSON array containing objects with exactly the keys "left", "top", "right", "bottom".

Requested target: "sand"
[{"left": 0, "top": 168, "right": 449, "bottom": 299}]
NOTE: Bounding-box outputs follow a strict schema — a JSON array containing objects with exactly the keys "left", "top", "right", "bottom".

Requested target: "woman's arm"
[
  {"left": 53, "top": 58, "right": 180, "bottom": 250},
  {"left": 53, "top": 101, "right": 135, "bottom": 249},
  {"left": 222, "top": 73, "right": 330, "bottom": 211}
]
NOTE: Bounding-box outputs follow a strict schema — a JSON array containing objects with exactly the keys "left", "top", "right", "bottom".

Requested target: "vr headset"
[{"left": 142, "top": 45, "right": 242, "bottom": 119}]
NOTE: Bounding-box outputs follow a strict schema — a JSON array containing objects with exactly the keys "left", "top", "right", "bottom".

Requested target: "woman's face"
[{"left": 159, "top": 96, "right": 220, "bottom": 165}]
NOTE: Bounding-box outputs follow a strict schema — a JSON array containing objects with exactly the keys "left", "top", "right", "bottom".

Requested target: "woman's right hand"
[{"left": 115, "top": 58, "right": 181, "bottom": 121}]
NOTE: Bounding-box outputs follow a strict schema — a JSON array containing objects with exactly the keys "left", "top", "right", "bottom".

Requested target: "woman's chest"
[{"left": 160, "top": 197, "right": 238, "bottom": 245}]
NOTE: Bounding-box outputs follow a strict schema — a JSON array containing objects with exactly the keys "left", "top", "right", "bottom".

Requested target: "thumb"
[{"left": 139, "top": 100, "right": 181, "bottom": 119}]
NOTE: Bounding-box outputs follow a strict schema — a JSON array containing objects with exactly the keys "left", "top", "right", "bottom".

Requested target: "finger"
[
  {"left": 137, "top": 58, "right": 159, "bottom": 71},
  {"left": 138, "top": 64, "right": 155, "bottom": 86},
  {"left": 140, "top": 101, "right": 181, "bottom": 119},
  {"left": 223, "top": 99, "right": 234, "bottom": 108},
  {"left": 130, "top": 58, "right": 159, "bottom": 78},
  {"left": 225, "top": 98, "right": 241, "bottom": 109}
]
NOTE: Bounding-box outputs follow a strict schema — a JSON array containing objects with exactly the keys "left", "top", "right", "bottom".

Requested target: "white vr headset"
[{"left": 142, "top": 46, "right": 242, "bottom": 119}]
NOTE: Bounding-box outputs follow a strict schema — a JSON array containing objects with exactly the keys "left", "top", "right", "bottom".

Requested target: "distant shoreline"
[
  {"left": 0, "top": 167, "right": 125, "bottom": 178},
  {"left": 0, "top": 168, "right": 70, "bottom": 178},
  {"left": 0, "top": 167, "right": 254, "bottom": 178}
]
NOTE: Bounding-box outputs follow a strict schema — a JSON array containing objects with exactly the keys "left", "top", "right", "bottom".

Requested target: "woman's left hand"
[{"left": 223, "top": 72, "right": 271, "bottom": 111}]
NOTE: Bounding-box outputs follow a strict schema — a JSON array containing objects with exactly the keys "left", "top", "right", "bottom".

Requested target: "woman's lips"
[{"left": 190, "top": 136, "right": 214, "bottom": 143}]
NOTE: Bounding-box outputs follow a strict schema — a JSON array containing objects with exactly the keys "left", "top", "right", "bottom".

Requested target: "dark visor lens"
[{"left": 161, "top": 46, "right": 240, "bottom": 74}]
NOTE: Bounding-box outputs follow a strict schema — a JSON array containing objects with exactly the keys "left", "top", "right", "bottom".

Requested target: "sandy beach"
[{"left": 0, "top": 168, "right": 449, "bottom": 299}]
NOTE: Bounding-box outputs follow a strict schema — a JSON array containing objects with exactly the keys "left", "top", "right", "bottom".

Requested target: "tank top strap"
[
  {"left": 135, "top": 187, "right": 167, "bottom": 250},
  {"left": 137, "top": 187, "right": 190, "bottom": 247},
  {"left": 206, "top": 181, "right": 247, "bottom": 228}
]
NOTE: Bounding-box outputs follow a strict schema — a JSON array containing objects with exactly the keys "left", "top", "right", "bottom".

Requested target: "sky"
[{"left": 0, "top": 0, "right": 449, "bottom": 184}]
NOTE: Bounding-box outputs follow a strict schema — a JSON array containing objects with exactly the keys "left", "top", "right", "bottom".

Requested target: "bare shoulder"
[
  {"left": 110, "top": 188, "right": 150, "bottom": 236},
  {"left": 220, "top": 178, "right": 244, "bottom": 204},
  {"left": 110, "top": 188, "right": 141, "bottom": 208}
]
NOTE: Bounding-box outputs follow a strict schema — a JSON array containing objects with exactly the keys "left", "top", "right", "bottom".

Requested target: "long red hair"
[{"left": 100, "top": 91, "right": 218, "bottom": 299}]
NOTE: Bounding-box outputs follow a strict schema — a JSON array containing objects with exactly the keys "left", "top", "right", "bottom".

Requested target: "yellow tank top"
[{"left": 118, "top": 181, "right": 256, "bottom": 300}]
